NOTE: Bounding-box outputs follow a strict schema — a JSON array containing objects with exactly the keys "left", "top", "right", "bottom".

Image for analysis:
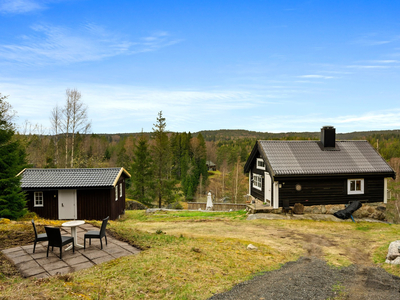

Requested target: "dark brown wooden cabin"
[
  {"left": 18, "top": 168, "right": 131, "bottom": 220},
  {"left": 244, "top": 126, "right": 396, "bottom": 208}
]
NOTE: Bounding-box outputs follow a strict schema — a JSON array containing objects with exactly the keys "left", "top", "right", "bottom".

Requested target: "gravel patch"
[{"left": 208, "top": 256, "right": 400, "bottom": 300}]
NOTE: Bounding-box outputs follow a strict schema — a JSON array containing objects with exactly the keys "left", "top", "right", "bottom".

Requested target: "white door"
[
  {"left": 58, "top": 189, "right": 77, "bottom": 219},
  {"left": 265, "top": 172, "right": 272, "bottom": 203}
]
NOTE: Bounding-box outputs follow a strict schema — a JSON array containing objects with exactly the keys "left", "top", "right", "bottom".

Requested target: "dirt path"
[{"left": 208, "top": 256, "right": 400, "bottom": 300}]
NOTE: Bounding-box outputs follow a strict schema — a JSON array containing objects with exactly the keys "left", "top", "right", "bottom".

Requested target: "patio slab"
[{"left": 1, "top": 223, "right": 140, "bottom": 278}]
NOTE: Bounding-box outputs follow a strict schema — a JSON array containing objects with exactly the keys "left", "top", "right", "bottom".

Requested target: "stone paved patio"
[{"left": 1, "top": 223, "right": 140, "bottom": 278}]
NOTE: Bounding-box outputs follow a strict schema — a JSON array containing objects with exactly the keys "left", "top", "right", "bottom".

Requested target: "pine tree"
[
  {"left": 0, "top": 94, "right": 28, "bottom": 219},
  {"left": 130, "top": 132, "right": 154, "bottom": 206}
]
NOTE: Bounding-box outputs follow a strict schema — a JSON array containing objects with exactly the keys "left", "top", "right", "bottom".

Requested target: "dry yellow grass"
[{"left": 1, "top": 210, "right": 400, "bottom": 299}]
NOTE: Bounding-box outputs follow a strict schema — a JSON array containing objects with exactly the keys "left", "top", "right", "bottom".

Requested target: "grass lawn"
[{"left": 1, "top": 210, "right": 400, "bottom": 299}]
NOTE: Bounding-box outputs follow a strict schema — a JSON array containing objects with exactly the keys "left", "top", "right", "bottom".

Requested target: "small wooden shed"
[
  {"left": 244, "top": 126, "right": 396, "bottom": 208},
  {"left": 18, "top": 168, "right": 131, "bottom": 220}
]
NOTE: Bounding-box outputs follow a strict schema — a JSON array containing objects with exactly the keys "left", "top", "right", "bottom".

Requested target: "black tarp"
[{"left": 333, "top": 201, "right": 362, "bottom": 220}]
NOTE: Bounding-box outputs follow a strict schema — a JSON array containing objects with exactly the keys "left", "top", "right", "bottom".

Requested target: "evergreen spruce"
[
  {"left": 130, "top": 132, "right": 154, "bottom": 206},
  {"left": 151, "top": 111, "right": 175, "bottom": 207},
  {"left": 0, "top": 94, "right": 28, "bottom": 219}
]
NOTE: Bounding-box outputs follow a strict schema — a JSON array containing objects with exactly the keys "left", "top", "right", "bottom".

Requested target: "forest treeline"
[
  {"left": 18, "top": 123, "right": 400, "bottom": 207},
  {"left": 4, "top": 90, "right": 400, "bottom": 214}
]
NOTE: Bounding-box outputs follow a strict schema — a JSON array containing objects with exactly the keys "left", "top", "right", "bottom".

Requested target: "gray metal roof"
[
  {"left": 19, "top": 168, "right": 131, "bottom": 189},
  {"left": 258, "top": 140, "right": 395, "bottom": 177}
]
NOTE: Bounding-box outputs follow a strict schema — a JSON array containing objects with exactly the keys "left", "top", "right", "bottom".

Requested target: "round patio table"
[{"left": 62, "top": 220, "right": 85, "bottom": 251}]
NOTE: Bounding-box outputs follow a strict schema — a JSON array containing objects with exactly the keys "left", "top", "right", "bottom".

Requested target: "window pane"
[
  {"left": 34, "top": 192, "right": 43, "bottom": 206},
  {"left": 356, "top": 180, "right": 361, "bottom": 191},
  {"left": 350, "top": 181, "right": 355, "bottom": 191}
]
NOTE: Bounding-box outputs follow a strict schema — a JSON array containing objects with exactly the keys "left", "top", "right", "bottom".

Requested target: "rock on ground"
[{"left": 386, "top": 240, "right": 400, "bottom": 264}]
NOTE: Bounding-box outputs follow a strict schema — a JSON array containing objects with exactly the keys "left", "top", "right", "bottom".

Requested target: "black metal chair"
[
  {"left": 282, "top": 199, "right": 293, "bottom": 215},
  {"left": 84, "top": 216, "right": 109, "bottom": 250},
  {"left": 32, "top": 219, "right": 48, "bottom": 253},
  {"left": 45, "top": 226, "right": 74, "bottom": 259}
]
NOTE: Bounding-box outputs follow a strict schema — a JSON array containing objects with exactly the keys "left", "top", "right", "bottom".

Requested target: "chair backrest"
[
  {"left": 32, "top": 219, "right": 38, "bottom": 238},
  {"left": 45, "top": 226, "right": 62, "bottom": 247},
  {"left": 282, "top": 199, "right": 290, "bottom": 209},
  {"left": 100, "top": 216, "right": 109, "bottom": 238}
]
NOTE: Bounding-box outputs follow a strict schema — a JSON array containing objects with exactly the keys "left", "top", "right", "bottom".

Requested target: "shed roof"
[
  {"left": 245, "top": 140, "right": 395, "bottom": 178},
  {"left": 18, "top": 168, "right": 131, "bottom": 189}
]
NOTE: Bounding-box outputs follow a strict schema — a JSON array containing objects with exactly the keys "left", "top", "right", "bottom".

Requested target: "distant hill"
[
  {"left": 95, "top": 129, "right": 400, "bottom": 142},
  {"left": 194, "top": 129, "right": 400, "bottom": 142}
]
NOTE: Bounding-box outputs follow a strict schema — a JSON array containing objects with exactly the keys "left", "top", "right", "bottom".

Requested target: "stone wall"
[
  {"left": 248, "top": 202, "right": 387, "bottom": 221},
  {"left": 302, "top": 202, "right": 387, "bottom": 221},
  {"left": 187, "top": 202, "right": 247, "bottom": 211}
]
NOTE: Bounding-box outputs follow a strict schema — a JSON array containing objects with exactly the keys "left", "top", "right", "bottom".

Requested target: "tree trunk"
[
  {"left": 71, "top": 131, "right": 75, "bottom": 168},
  {"left": 235, "top": 160, "right": 239, "bottom": 203}
]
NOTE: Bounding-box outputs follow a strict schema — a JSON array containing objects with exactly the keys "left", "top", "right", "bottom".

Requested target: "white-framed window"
[
  {"left": 115, "top": 185, "right": 118, "bottom": 201},
  {"left": 119, "top": 183, "right": 123, "bottom": 197},
  {"left": 34, "top": 192, "right": 43, "bottom": 207},
  {"left": 253, "top": 174, "right": 263, "bottom": 190},
  {"left": 256, "top": 158, "right": 265, "bottom": 170},
  {"left": 348, "top": 179, "right": 364, "bottom": 195}
]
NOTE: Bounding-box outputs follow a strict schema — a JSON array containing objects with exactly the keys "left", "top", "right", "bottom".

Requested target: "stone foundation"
[{"left": 247, "top": 201, "right": 387, "bottom": 221}]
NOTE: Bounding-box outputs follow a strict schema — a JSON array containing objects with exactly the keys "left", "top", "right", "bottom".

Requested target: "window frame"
[
  {"left": 115, "top": 185, "right": 118, "bottom": 201},
  {"left": 253, "top": 174, "right": 263, "bottom": 191},
  {"left": 34, "top": 191, "right": 44, "bottom": 207},
  {"left": 347, "top": 179, "right": 364, "bottom": 195},
  {"left": 256, "top": 158, "right": 265, "bottom": 170},
  {"left": 119, "top": 183, "right": 123, "bottom": 197}
]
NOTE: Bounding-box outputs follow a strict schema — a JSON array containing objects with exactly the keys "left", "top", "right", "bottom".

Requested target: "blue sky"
[{"left": 1, "top": 0, "right": 400, "bottom": 134}]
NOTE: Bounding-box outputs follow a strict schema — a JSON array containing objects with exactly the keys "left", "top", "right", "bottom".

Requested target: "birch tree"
[
  {"left": 50, "top": 105, "right": 61, "bottom": 166},
  {"left": 62, "top": 92, "right": 72, "bottom": 168},
  {"left": 60, "top": 89, "right": 91, "bottom": 168},
  {"left": 68, "top": 89, "right": 91, "bottom": 167}
]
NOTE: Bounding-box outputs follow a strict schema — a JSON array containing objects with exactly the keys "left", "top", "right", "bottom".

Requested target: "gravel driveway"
[{"left": 209, "top": 256, "right": 400, "bottom": 300}]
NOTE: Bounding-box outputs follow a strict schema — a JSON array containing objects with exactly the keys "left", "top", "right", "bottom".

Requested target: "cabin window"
[
  {"left": 253, "top": 174, "right": 262, "bottom": 190},
  {"left": 119, "top": 183, "right": 123, "bottom": 197},
  {"left": 34, "top": 192, "right": 43, "bottom": 207},
  {"left": 256, "top": 158, "right": 265, "bottom": 170},
  {"left": 348, "top": 179, "right": 364, "bottom": 195},
  {"left": 115, "top": 186, "right": 118, "bottom": 201}
]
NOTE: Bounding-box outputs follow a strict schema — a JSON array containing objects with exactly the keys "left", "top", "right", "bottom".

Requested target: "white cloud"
[
  {"left": 354, "top": 33, "right": 400, "bottom": 47},
  {"left": 4, "top": 77, "right": 400, "bottom": 134},
  {"left": 3, "top": 79, "right": 261, "bottom": 133},
  {"left": 0, "top": 23, "right": 181, "bottom": 65},
  {"left": 250, "top": 109, "right": 400, "bottom": 133},
  {"left": 346, "top": 65, "right": 389, "bottom": 69},
  {"left": 0, "top": 0, "right": 45, "bottom": 13},
  {"left": 371, "top": 60, "right": 399, "bottom": 64},
  {"left": 331, "top": 110, "right": 400, "bottom": 127},
  {"left": 298, "top": 75, "right": 334, "bottom": 79}
]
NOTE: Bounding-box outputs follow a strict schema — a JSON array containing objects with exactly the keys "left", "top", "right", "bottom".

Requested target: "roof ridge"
[
  {"left": 24, "top": 167, "right": 122, "bottom": 171},
  {"left": 259, "top": 140, "right": 368, "bottom": 142}
]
